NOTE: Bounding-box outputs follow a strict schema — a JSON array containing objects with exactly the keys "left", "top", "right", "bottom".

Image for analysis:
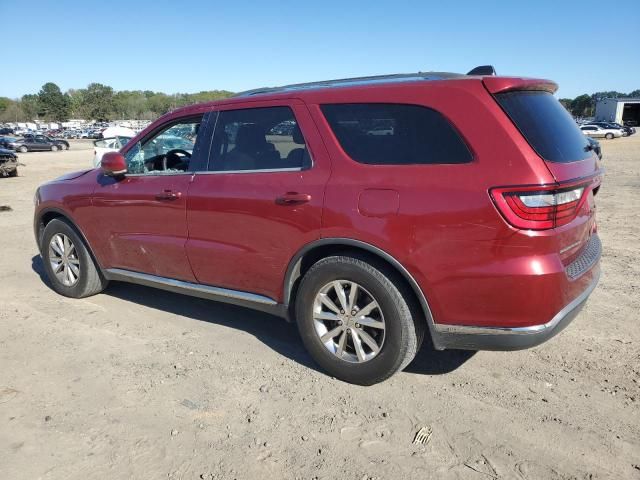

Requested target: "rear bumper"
[{"left": 431, "top": 236, "right": 601, "bottom": 351}]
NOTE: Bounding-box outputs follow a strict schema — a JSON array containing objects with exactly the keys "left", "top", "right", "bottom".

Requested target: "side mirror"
[{"left": 101, "top": 151, "right": 127, "bottom": 176}]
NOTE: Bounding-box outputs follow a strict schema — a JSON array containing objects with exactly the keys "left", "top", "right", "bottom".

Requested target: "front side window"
[
  {"left": 321, "top": 103, "right": 472, "bottom": 165},
  {"left": 209, "top": 106, "right": 310, "bottom": 172},
  {"left": 125, "top": 117, "right": 201, "bottom": 174}
]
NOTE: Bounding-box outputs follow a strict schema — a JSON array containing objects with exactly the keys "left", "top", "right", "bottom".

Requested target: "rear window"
[
  {"left": 496, "top": 91, "right": 591, "bottom": 163},
  {"left": 321, "top": 103, "right": 472, "bottom": 165}
]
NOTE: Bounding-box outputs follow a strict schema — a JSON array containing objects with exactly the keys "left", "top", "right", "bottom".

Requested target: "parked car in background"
[
  {"left": 63, "top": 130, "right": 82, "bottom": 139},
  {"left": 0, "top": 136, "right": 17, "bottom": 149},
  {"left": 586, "top": 137, "right": 602, "bottom": 160},
  {"left": 93, "top": 136, "right": 132, "bottom": 167},
  {"left": 580, "top": 125, "right": 622, "bottom": 139},
  {"left": 23, "top": 134, "right": 70, "bottom": 150},
  {"left": 0, "top": 127, "right": 15, "bottom": 135},
  {"left": 0, "top": 148, "right": 18, "bottom": 177},
  {"left": 590, "top": 122, "right": 635, "bottom": 136},
  {"left": 33, "top": 68, "right": 602, "bottom": 385},
  {"left": 9, "top": 136, "right": 66, "bottom": 152}
]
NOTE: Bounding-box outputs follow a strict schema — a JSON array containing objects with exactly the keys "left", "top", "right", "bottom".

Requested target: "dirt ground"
[{"left": 0, "top": 136, "right": 638, "bottom": 480}]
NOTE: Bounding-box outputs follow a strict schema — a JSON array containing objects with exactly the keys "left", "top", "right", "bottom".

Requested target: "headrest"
[{"left": 235, "top": 123, "right": 267, "bottom": 152}]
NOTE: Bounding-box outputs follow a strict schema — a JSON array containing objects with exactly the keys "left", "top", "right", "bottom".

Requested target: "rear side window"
[
  {"left": 321, "top": 103, "right": 472, "bottom": 165},
  {"left": 209, "top": 106, "right": 310, "bottom": 172},
  {"left": 496, "top": 91, "right": 591, "bottom": 163}
]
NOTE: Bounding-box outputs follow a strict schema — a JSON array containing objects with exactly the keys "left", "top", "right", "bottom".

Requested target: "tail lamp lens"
[{"left": 491, "top": 184, "right": 588, "bottom": 230}]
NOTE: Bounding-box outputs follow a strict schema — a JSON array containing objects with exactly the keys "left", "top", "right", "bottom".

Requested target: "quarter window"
[
  {"left": 321, "top": 103, "right": 472, "bottom": 165},
  {"left": 209, "top": 106, "right": 310, "bottom": 172}
]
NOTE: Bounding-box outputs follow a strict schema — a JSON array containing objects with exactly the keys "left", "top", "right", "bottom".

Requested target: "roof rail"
[
  {"left": 232, "top": 71, "right": 466, "bottom": 97},
  {"left": 467, "top": 65, "right": 496, "bottom": 76}
]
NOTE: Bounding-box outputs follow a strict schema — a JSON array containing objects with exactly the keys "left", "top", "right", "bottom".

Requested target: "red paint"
[
  {"left": 34, "top": 74, "right": 601, "bottom": 331},
  {"left": 100, "top": 151, "right": 127, "bottom": 175}
]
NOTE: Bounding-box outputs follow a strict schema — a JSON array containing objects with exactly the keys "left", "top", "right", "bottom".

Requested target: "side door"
[
  {"left": 88, "top": 113, "right": 211, "bottom": 282},
  {"left": 33, "top": 137, "right": 49, "bottom": 151},
  {"left": 186, "top": 100, "right": 331, "bottom": 301}
]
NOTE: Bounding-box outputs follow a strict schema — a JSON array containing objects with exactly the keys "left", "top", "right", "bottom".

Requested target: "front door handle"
[
  {"left": 156, "top": 189, "right": 181, "bottom": 201},
  {"left": 275, "top": 192, "right": 312, "bottom": 205}
]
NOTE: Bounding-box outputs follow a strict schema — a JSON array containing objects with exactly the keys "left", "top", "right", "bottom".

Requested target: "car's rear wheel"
[
  {"left": 18, "top": 146, "right": 27, "bottom": 153},
  {"left": 41, "top": 219, "right": 108, "bottom": 298},
  {"left": 51, "top": 145, "right": 59, "bottom": 152},
  {"left": 295, "top": 255, "right": 423, "bottom": 385},
  {"left": 60, "top": 144, "right": 67, "bottom": 150},
  {"left": 605, "top": 133, "right": 614, "bottom": 139}
]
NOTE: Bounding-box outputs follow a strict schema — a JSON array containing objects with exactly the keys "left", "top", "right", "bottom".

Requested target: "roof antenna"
[{"left": 467, "top": 65, "right": 496, "bottom": 76}]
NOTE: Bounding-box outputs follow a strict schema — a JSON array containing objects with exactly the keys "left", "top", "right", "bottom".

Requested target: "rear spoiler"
[{"left": 483, "top": 77, "right": 558, "bottom": 94}]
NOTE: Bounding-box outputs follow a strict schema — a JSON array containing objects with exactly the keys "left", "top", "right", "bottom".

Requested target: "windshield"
[{"left": 496, "top": 91, "right": 591, "bottom": 163}]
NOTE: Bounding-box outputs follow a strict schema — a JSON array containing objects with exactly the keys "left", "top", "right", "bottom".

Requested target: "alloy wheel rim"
[
  {"left": 48, "top": 233, "right": 80, "bottom": 287},
  {"left": 312, "top": 280, "right": 385, "bottom": 363}
]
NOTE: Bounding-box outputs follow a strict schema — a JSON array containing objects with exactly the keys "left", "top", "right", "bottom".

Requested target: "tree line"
[
  {"left": 559, "top": 89, "right": 640, "bottom": 118},
  {"left": 1, "top": 81, "right": 639, "bottom": 123},
  {"left": 0, "top": 82, "right": 234, "bottom": 123}
]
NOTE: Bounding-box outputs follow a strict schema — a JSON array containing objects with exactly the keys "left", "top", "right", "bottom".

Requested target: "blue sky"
[{"left": 3, "top": 0, "right": 638, "bottom": 99}]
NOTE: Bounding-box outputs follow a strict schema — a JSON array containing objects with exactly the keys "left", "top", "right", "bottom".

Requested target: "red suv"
[{"left": 34, "top": 69, "right": 602, "bottom": 385}]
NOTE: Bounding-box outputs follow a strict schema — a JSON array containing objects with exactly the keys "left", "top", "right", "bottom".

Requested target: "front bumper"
[{"left": 431, "top": 235, "right": 601, "bottom": 351}]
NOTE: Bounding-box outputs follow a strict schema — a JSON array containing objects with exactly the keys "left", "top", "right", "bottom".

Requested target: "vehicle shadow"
[{"left": 32, "top": 255, "right": 474, "bottom": 378}]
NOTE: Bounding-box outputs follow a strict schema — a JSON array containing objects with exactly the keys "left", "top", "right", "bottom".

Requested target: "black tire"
[
  {"left": 8, "top": 168, "right": 17, "bottom": 177},
  {"left": 605, "top": 133, "right": 614, "bottom": 139},
  {"left": 41, "top": 218, "right": 108, "bottom": 298},
  {"left": 295, "top": 255, "right": 423, "bottom": 385},
  {"left": 51, "top": 145, "right": 59, "bottom": 152},
  {"left": 18, "top": 146, "right": 27, "bottom": 153}
]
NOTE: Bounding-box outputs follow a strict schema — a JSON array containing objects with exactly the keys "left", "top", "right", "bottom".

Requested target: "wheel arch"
[
  {"left": 283, "top": 238, "right": 437, "bottom": 337},
  {"left": 36, "top": 207, "right": 104, "bottom": 271}
]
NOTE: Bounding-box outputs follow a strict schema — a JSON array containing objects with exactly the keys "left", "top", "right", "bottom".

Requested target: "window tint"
[
  {"left": 496, "top": 91, "right": 591, "bottom": 163},
  {"left": 125, "top": 117, "right": 201, "bottom": 175},
  {"left": 209, "top": 106, "right": 310, "bottom": 172},
  {"left": 320, "top": 103, "right": 472, "bottom": 165}
]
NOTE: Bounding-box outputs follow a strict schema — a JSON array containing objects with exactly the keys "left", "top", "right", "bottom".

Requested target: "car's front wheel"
[
  {"left": 41, "top": 219, "right": 108, "bottom": 298},
  {"left": 605, "top": 133, "right": 614, "bottom": 139},
  {"left": 50, "top": 145, "right": 59, "bottom": 152},
  {"left": 295, "top": 255, "right": 423, "bottom": 385}
]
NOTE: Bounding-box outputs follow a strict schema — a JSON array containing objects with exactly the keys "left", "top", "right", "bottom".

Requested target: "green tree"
[
  {"left": 0, "top": 98, "right": 27, "bottom": 122},
  {"left": 558, "top": 98, "right": 572, "bottom": 111},
  {"left": 21, "top": 94, "right": 40, "bottom": 120},
  {"left": 82, "top": 83, "right": 115, "bottom": 120},
  {"left": 37, "top": 82, "right": 71, "bottom": 121},
  {"left": 570, "top": 94, "right": 594, "bottom": 117}
]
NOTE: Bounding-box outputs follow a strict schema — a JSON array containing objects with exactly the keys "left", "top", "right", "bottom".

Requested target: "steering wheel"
[{"left": 161, "top": 149, "right": 192, "bottom": 171}]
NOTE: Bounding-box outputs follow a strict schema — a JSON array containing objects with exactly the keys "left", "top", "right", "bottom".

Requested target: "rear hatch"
[{"left": 484, "top": 77, "right": 603, "bottom": 267}]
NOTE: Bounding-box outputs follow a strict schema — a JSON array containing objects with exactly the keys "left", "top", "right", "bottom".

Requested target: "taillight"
[{"left": 491, "top": 182, "right": 591, "bottom": 230}]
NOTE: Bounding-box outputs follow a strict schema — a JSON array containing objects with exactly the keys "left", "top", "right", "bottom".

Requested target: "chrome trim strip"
[
  {"left": 434, "top": 268, "right": 600, "bottom": 336},
  {"left": 104, "top": 268, "right": 277, "bottom": 305},
  {"left": 195, "top": 167, "right": 304, "bottom": 175},
  {"left": 125, "top": 172, "right": 193, "bottom": 177}
]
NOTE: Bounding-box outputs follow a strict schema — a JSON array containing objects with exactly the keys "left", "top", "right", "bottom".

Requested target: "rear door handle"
[
  {"left": 275, "top": 192, "right": 312, "bottom": 205},
  {"left": 155, "top": 189, "right": 181, "bottom": 201}
]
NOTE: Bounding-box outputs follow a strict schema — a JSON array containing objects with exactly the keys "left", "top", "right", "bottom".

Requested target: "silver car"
[{"left": 580, "top": 124, "right": 623, "bottom": 139}]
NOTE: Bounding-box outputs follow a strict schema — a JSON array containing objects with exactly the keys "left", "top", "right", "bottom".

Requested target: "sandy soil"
[{"left": 0, "top": 137, "right": 638, "bottom": 480}]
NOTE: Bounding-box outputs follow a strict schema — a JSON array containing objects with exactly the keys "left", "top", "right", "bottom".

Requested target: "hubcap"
[
  {"left": 312, "top": 280, "right": 385, "bottom": 363},
  {"left": 48, "top": 233, "right": 80, "bottom": 286}
]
